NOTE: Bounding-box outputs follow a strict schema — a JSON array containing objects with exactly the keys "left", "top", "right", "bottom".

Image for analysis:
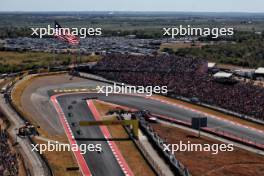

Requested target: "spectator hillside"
[
  {"left": 0, "top": 129, "right": 18, "bottom": 176},
  {"left": 92, "top": 54, "right": 264, "bottom": 121}
]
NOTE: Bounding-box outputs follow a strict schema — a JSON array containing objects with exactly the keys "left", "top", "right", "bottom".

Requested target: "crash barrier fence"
[
  {"left": 213, "top": 129, "right": 264, "bottom": 149},
  {"left": 116, "top": 114, "right": 166, "bottom": 176},
  {"left": 76, "top": 71, "right": 264, "bottom": 126},
  {"left": 115, "top": 111, "right": 190, "bottom": 176},
  {"left": 136, "top": 140, "right": 167, "bottom": 176},
  {"left": 138, "top": 116, "right": 190, "bottom": 176},
  {"left": 211, "top": 130, "right": 264, "bottom": 150}
]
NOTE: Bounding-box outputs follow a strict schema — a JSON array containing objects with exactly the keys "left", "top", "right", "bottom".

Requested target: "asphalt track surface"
[
  {"left": 57, "top": 93, "right": 264, "bottom": 146},
  {"left": 28, "top": 76, "right": 264, "bottom": 175},
  {"left": 56, "top": 95, "right": 125, "bottom": 176}
]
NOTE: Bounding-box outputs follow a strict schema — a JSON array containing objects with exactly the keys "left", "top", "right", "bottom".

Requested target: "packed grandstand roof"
[{"left": 92, "top": 54, "right": 264, "bottom": 120}]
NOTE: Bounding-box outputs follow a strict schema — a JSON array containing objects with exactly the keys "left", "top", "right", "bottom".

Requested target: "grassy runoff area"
[{"left": 33, "top": 138, "right": 79, "bottom": 176}]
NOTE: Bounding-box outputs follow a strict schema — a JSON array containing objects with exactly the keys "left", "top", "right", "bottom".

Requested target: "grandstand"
[{"left": 91, "top": 54, "right": 264, "bottom": 121}]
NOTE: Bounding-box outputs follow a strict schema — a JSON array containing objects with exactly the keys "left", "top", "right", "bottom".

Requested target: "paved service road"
[
  {"left": 59, "top": 93, "right": 264, "bottom": 146},
  {"left": 56, "top": 95, "right": 125, "bottom": 176}
]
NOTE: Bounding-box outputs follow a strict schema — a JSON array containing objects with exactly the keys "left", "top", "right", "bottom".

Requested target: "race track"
[
  {"left": 56, "top": 95, "right": 125, "bottom": 176},
  {"left": 56, "top": 93, "right": 264, "bottom": 145},
  {"left": 24, "top": 76, "right": 264, "bottom": 176}
]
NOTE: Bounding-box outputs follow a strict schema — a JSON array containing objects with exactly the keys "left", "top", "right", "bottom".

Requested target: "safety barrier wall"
[
  {"left": 138, "top": 116, "right": 190, "bottom": 176},
  {"left": 116, "top": 114, "right": 166, "bottom": 176}
]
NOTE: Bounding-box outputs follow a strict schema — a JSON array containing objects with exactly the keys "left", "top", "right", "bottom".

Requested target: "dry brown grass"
[
  {"left": 152, "top": 123, "right": 264, "bottom": 176},
  {"left": 93, "top": 101, "right": 155, "bottom": 176},
  {"left": 33, "top": 138, "right": 80, "bottom": 176},
  {"left": 0, "top": 51, "right": 101, "bottom": 66},
  {"left": 12, "top": 76, "right": 31, "bottom": 106}
]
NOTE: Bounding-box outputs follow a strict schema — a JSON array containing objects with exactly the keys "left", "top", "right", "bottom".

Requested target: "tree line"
[{"left": 172, "top": 31, "right": 264, "bottom": 68}]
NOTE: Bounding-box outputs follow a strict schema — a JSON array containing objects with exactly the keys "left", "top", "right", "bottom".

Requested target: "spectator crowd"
[
  {"left": 0, "top": 129, "right": 18, "bottom": 176},
  {"left": 92, "top": 54, "right": 264, "bottom": 121}
]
